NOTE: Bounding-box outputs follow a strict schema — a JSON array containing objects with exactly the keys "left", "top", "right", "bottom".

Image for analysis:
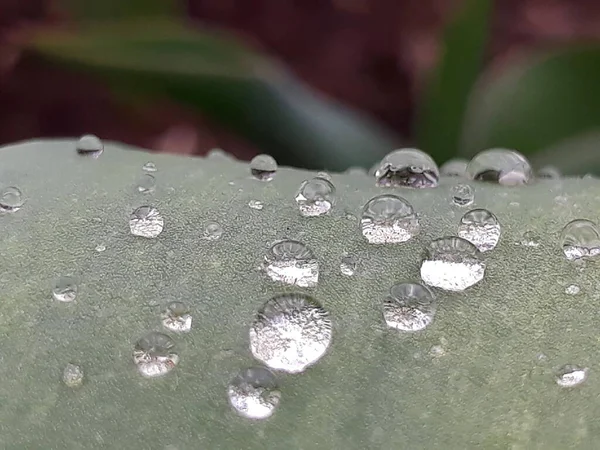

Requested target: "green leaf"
[
  {"left": 26, "top": 20, "right": 400, "bottom": 170},
  {"left": 60, "top": 0, "right": 182, "bottom": 21},
  {"left": 415, "top": 0, "right": 492, "bottom": 163}
]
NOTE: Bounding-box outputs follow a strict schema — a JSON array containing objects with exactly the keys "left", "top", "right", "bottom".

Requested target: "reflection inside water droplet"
[
  {"left": 556, "top": 365, "right": 588, "bottom": 387},
  {"left": 129, "top": 206, "right": 164, "bottom": 238},
  {"left": 360, "top": 194, "right": 420, "bottom": 244},
  {"left": 451, "top": 184, "right": 474, "bottom": 207},
  {"left": 76, "top": 134, "right": 104, "bottom": 158},
  {"left": 295, "top": 177, "right": 336, "bottom": 216},
  {"left": 457, "top": 209, "right": 501, "bottom": 252},
  {"left": 53, "top": 276, "right": 78, "bottom": 302},
  {"left": 250, "top": 154, "right": 277, "bottom": 181},
  {"left": 466, "top": 148, "right": 532, "bottom": 185},
  {"left": 0, "top": 186, "right": 24, "bottom": 212},
  {"left": 560, "top": 219, "right": 600, "bottom": 261},
  {"left": 133, "top": 332, "right": 179, "bottom": 378},
  {"left": 383, "top": 283, "right": 436, "bottom": 331},
  {"left": 375, "top": 148, "right": 439, "bottom": 188},
  {"left": 228, "top": 367, "right": 281, "bottom": 419},
  {"left": 162, "top": 302, "right": 192, "bottom": 333},
  {"left": 263, "top": 240, "right": 319, "bottom": 287},
  {"left": 62, "top": 363, "right": 84, "bottom": 388}
]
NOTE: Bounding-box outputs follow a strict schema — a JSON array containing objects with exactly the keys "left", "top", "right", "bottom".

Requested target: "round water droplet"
[
  {"left": 228, "top": 367, "right": 281, "bottom": 419},
  {"left": 249, "top": 293, "right": 332, "bottom": 373},
  {"left": 565, "top": 284, "right": 580, "bottom": 295},
  {"left": 203, "top": 221, "right": 223, "bottom": 240},
  {"left": 375, "top": 148, "right": 439, "bottom": 188},
  {"left": 451, "top": 184, "right": 474, "bottom": 207},
  {"left": 537, "top": 166, "right": 560, "bottom": 179},
  {"left": 383, "top": 283, "right": 436, "bottom": 331},
  {"left": 137, "top": 174, "right": 156, "bottom": 194},
  {"left": 0, "top": 186, "right": 24, "bottom": 212},
  {"left": 133, "top": 332, "right": 179, "bottom": 378},
  {"left": 457, "top": 209, "right": 501, "bottom": 252},
  {"left": 340, "top": 253, "right": 357, "bottom": 276},
  {"left": 560, "top": 219, "right": 600, "bottom": 261},
  {"left": 440, "top": 159, "right": 468, "bottom": 177},
  {"left": 295, "top": 177, "right": 336, "bottom": 217},
  {"left": 143, "top": 161, "right": 157, "bottom": 172},
  {"left": 360, "top": 194, "right": 420, "bottom": 244},
  {"left": 263, "top": 240, "right": 319, "bottom": 287},
  {"left": 95, "top": 244, "right": 106, "bottom": 252},
  {"left": 52, "top": 276, "right": 78, "bottom": 302},
  {"left": 250, "top": 154, "right": 277, "bottom": 181},
  {"left": 76, "top": 134, "right": 104, "bottom": 158},
  {"left": 248, "top": 200, "right": 264, "bottom": 210},
  {"left": 62, "top": 363, "right": 84, "bottom": 388},
  {"left": 162, "top": 302, "right": 192, "bottom": 333},
  {"left": 421, "top": 237, "right": 485, "bottom": 291},
  {"left": 519, "top": 230, "right": 540, "bottom": 247},
  {"left": 466, "top": 148, "right": 532, "bottom": 185},
  {"left": 129, "top": 206, "right": 164, "bottom": 238},
  {"left": 556, "top": 365, "right": 588, "bottom": 387}
]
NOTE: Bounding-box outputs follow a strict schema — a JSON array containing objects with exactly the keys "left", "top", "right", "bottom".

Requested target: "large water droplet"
[
  {"left": 420, "top": 237, "right": 485, "bottom": 291},
  {"left": 248, "top": 200, "right": 264, "bottom": 210},
  {"left": 249, "top": 293, "right": 332, "bottom": 373},
  {"left": 133, "top": 332, "right": 179, "bottom": 378},
  {"left": 129, "top": 206, "right": 164, "bottom": 238},
  {"left": 466, "top": 148, "right": 532, "bottom": 185},
  {"left": 537, "top": 166, "right": 560, "bottom": 179},
  {"left": 52, "top": 276, "right": 78, "bottom": 302},
  {"left": 228, "top": 367, "right": 281, "bottom": 419},
  {"left": 457, "top": 209, "right": 501, "bottom": 252},
  {"left": 295, "top": 177, "right": 336, "bottom": 216},
  {"left": 440, "top": 159, "right": 468, "bottom": 177},
  {"left": 250, "top": 154, "right": 277, "bottom": 181},
  {"left": 0, "top": 186, "right": 24, "bottom": 212},
  {"left": 162, "top": 302, "right": 192, "bottom": 333},
  {"left": 375, "top": 148, "right": 439, "bottom": 188},
  {"left": 360, "top": 194, "right": 420, "bottom": 244},
  {"left": 451, "top": 183, "right": 474, "bottom": 207},
  {"left": 137, "top": 174, "right": 156, "bottom": 194},
  {"left": 560, "top": 219, "right": 600, "bottom": 261},
  {"left": 340, "top": 253, "right": 357, "bottom": 276},
  {"left": 62, "top": 363, "right": 84, "bottom": 388},
  {"left": 556, "top": 365, "right": 588, "bottom": 387},
  {"left": 143, "top": 161, "right": 157, "bottom": 172},
  {"left": 263, "top": 240, "right": 319, "bottom": 287},
  {"left": 76, "top": 134, "right": 104, "bottom": 158},
  {"left": 203, "top": 221, "right": 223, "bottom": 240},
  {"left": 383, "top": 283, "right": 436, "bottom": 331}
]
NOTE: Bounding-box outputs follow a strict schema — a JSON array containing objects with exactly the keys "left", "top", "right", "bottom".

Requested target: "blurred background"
[{"left": 2, "top": 0, "right": 600, "bottom": 172}]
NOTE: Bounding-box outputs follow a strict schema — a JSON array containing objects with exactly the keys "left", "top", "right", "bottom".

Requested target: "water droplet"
[
  {"left": 429, "top": 345, "right": 446, "bottom": 357},
  {"left": 457, "top": 209, "right": 501, "bottom": 252},
  {"left": 519, "top": 230, "right": 540, "bottom": 247},
  {"left": 203, "top": 221, "right": 223, "bottom": 240},
  {"left": 421, "top": 237, "right": 485, "bottom": 291},
  {"left": 556, "top": 365, "right": 588, "bottom": 387},
  {"left": 129, "top": 206, "right": 164, "bottom": 238},
  {"left": 137, "top": 174, "right": 156, "bottom": 194},
  {"left": 250, "top": 154, "right": 277, "bottom": 181},
  {"left": 161, "top": 302, "right": 192, "bottom": 333},
  {"left": 360, "top": 194, "right": 420, "bottom": 244},
  {"left": 143, "top": 161, "right": 157, "bottom": 172},
  {"left": 76, "top": 134, "right": 104, "bottom": 158},
  {"left": 52, "top": 276, "right": 78, "bottom": 302},
  {"left": 263, "top": 240, "right": 319, "bottom": 287},
  {"left": 466, "top": 148, "right": 532, "bottom": 185},
  {"left": 537, "top": 166, "right": 560, "bottom": 179},
  {"left": 375, "top": 148, "right": 439, "bottom": 188},
  {"left": 565, "top": 284, "right": 580, "bottom": 295},
  {"left": 451, "top": 184, "right": 474, "bottom": 207},
  {"left": 295, "top": 177, "right": 336, "bottom": 217},
  {"left": 248, "top": 200, "right": 264, "bottom": 210},
  {"left": 317, "top": 171, "right": 332, "bottom": 181},
  {"left": 0, "top": 186, "right": 24, "bottom": 212},
  {"left": 340, "top": 253, "right": 357, "bottom": 276},
  {"left": 249, "top": 293, "right": 332, "bottom": 373},
  {"left": 560, "top": 219, "right": 600, "bottom": 261},
  {"left": 95, "top": 244, "right": 106, "bottom": 252},
  {"left": 133, "top": 332, "right": 179, "bottom": 378},
  {"left": 440, "top": 159, "right": 468, "bottom": 177},
  {"left": 62, "top": 363, "right": 84, "bottom": 388},
  {"left": 228, "top": 367, "right": 281, "bottom": 419},
  {"left": 383, "top": 283, "right": 436, "bottom": 331}
]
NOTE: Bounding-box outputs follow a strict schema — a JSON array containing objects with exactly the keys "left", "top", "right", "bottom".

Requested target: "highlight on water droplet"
[
  {"left": 248, "top": 199, "right": 264, "bottom": 210},
  {"left": 162, "top": 301, "right": 192, "bottom": 333},
  {"left": 95, "top": 244, "right": 106, "bottom": 252},
  {"left": 295, "top": 177, "right": 336, "bottom": 217},
  {"left": 420, "top": 237, "right": 485, "bottom": 291},
  {"left": 440, "top": 159, "right": 468, "bottom": 177},
  {"left": 76, "top": 134, "right": 104, "bottom": 158},
  {"left": 129, "top": 206, "right": 164, "bottom": 238},
  {"left": 360, "top": 194, "right": 420, "bottom": 244},
  {"left": 62, "top": 363, "right": 84, "bottom": 388},
  {"left": 340, "top": 253, "right": 357, "bottom": 276},
  {"left": 249, "top": 293, "right": 332, "bottom": 373},
  {"left": 143, "top": 161, "right": 157, "bottom": 172},
  {"left": 137, "top": 174, "right": 156, "bottom": 194},
  {"left": 451, "top": 183, "right": 474, "bottom": 207},
  {"left": 537, "top": 166, "right": 560, "bottom": 179},
  {"left": 560, "top": 219, "right": 600, "bottom": 261},
  {"left": 203, "top": 221, "right": 223, "bottom": 240},
  {"left": 383, "top": 282, "right": 436, "bottom": 331},
  {"left": 0, "top": 186, "right": 24, "bottom": 212},
  {"left": 133, "top": 332, "right": 179, "bottom": 378},
  {"left": 556, "top": 365, "right": 588, "bottom": 388},
  {"left": 457, "top": 208, "right": 501, "bottom": 252},
  {"left": 52, "top": 276, "right": 78, "bottom": 302},
  {"left": 263, "top": 240, "right": 319, "bottom": 287},
  {"left": 228, "top": 367, "right": 281, "bottom": 420},
  {"left": 466, "top": 148, "right": 532, "bottom": 185},
  {"left": 250, "top": 154, "right": 277, "bottom": 181},
  {"left": 375, "top": 148, "right": 439, "bottom": 188}
]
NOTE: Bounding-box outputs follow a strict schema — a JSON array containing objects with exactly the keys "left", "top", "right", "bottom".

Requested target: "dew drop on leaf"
[
  {"left": 340, "top": 253, "right": 357, "bottom": 276},
  {"left": 203, "top": 222, "right": 223, "bottom": 241},
  {"left": 360, "top": 194, "right": 420, "bottom": 244},
  {"left": 76, "top": 134, "right": 104, "bottom": 158},
  {"left": 162, "top": 302, "right": 192, "bottom": 333},
  {"left": 133, "top": 332, "right": 179, "bottom": 378},
  {"left": 565, "top": 284, "right": 580, "bottom": 295},
  {"left": 457, "top": 209, "right": 501, "bottom": 252},
  {"left": 295, "top": 177, "right": 336, "bottom": 217},
  {"left": 560, "top": 219, "right": 600, "bottom": 261},
  {"left": 137, "top": 174, "right": 156, "bottom": 194},
  {"left": 263, "top": 240, "right": 319, "bottom": 287},
  {"left": 227, "top": 367, "right": 281, "bottom": 420},
  {"left": 383, "top": 283, "right": 436, "bottom": 331},
  {"left": 250, "top": 154, "right": 277, "bottom": 181},
  {"left": 52, "top": 276, "right": 78, "bottom": 302},
  {"left": 440, "top": 159, "right": 468, "bottom": 177},
  {"left": 466, "top": 148, "right": 532, "bottom": 185},
  {"left": 451, "top": 183, "right": 474, "bottom": 207},
  {"left": 248, "top": 200, "right": 264, "bottom": 210},
  {"left": 129, "top": 206, "right": 164, "bottom": 238},
  {"left": 143, "top": 161, "right": 157, "bottom": 172},
  {"left": 62, "top": 363, "right": 84, "bottom": 388},
  {"left": 556, "top": 365, "right": 588, "bottom": 387},
  {"left": 0, "top": 186, "right": 24, "bottom": 212},
  {"left": 375, "top": 148, "right": 439, "bottom": 188}
]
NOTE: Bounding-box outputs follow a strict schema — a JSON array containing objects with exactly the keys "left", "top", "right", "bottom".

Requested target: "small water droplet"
[
  {"left": 340, "top": 253, "right": 357, "bottom": 276},
  {"left": 76, "top": 134, "right": 104, "bottom": 158},
  {"left": 556, "top": 365, "right": 588, "bottom": 387},
  {"left": 360, "top": 194, "right": 420, "bottom": 244},
  {"left": 143, "top": 161, "right": 157, "bottom": 172},
  {"left": 440, "top": 159, "right": 468, "bottom": 177},
  {"left": 429, "top": 345, "right": 446, "bottom": 357},
  {"left": 466, "top": 148, "right": 532, "bottom": 185},
  {"left": 457, "top": 209, "right": 501, "bottom": 252},
  {"left": 383, "top": 283, "right": 436, "bottom": 331},
  {"left": 537, "top": 166, "right": 560, "bottom": 179},
  {"left": 451, "top": 183, "right": 474, "bottom": 207},
  {"left": 129, "top": 206, "right": 164, "bottom": 238},
  {"left": 248, "top": 199, "right": 264, "bottom": 210},
  {"left": 95, "top": 244, "right": 106, "bottom": 252},
  {"left": 263, "top": 240, "right": 319, "bottom": 287},
  {"left": 295, "top": 177, "right": 336, "bottom": 217},
  {"left": 203, "top": 221, "right": 223, "bottom": 240},
  {"left": 375, "top": 148, "right": 439, "bottom": 188},
  {"left": 62, "top": 363, "right": 84, "bottom": 388},
  {"left": 345, "top": 212, "right": 356, "bottom": 221},
  {"left": 162, "top": 302, "right": 192, "bottom": 333},
  {"left": 565, "top": 284, "right": 580, "bottom": 295},
  {"left": 133, "top": 332, "right": 179, "bottom": 378},
  {"left": 0, "top": 186, "right": 24, "bottom": 212},
  {"left": 519, "top": 230, "right": 540, "bottom": 247},
  {"left": 249, "top": 293, "right": 332, "bottom": 373},
  {"left": 52, "top": 276, "right": 78, "bottom": 302},
  {"left": 560, "top": 219, "right": 600, "bottom": 261},
  {"left": 421, "top": 237, "right": 485, "bottom": 291},
  {"left": 137, "top": 174, "right": 156, "bottom": 194},
  {"left": 250, "top": 154, "right": 277, "bottom": 181},
  {"left": 207, "top": 148, "right": 230, "bottom": 159},
  {"left": 228, "top": 367, "right": 281, "bottom": 419}
]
